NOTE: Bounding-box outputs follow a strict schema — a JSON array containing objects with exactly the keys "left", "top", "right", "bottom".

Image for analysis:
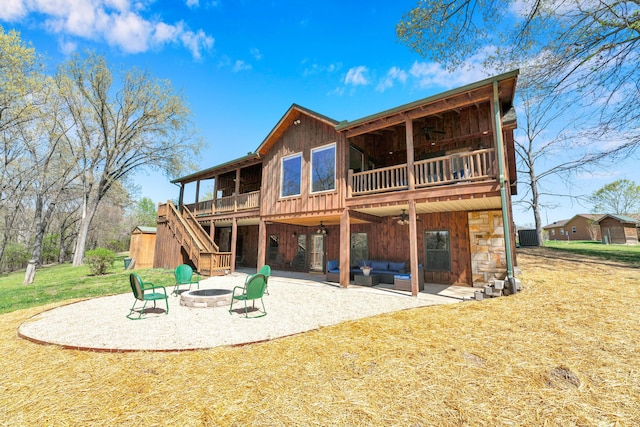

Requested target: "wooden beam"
[
  {"left": 408, "top": 200, "right": 419, "bottom": 297},
  {"left": 406, "top": 117, "right": 415, "bottom": 191},
  {"left": 339, "top": 208, "right": 350, "bottom": 288},
  {"left": 230, "top": 217, "right": 237, "bottom": 273},
  {"left": 349, "top": 210, "right": 383, "bottom": 223},
  {"left": 257, "top": 219, "right": 266, "bottom": 269}
]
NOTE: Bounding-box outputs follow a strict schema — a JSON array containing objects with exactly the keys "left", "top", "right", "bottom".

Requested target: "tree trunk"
[
  {"left": 72, "top": 197, "right": 99, "bottom": 266},
  {"left": 529, "top": 165, "right": 545, "bottom": 247},
  {"left": 24, "top": 199, "right": 56, "bottom": 284}
]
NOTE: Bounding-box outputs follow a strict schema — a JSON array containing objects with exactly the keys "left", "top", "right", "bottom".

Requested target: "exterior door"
[{"left": 310, "top": 234, "right": 325, "bottom": 272}]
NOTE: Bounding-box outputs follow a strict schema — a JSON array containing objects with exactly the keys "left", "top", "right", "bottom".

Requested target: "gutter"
[{"left": 492, "top": 80, "right": 515, "bottom": 285}]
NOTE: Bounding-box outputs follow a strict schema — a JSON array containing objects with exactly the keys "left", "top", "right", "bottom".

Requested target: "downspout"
[{"left": 492, "top": 80, "right": 515, "bottom": 281}]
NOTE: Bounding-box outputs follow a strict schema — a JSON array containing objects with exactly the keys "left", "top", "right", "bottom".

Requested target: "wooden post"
[
  {"left": 195, "top": 180, "right": 200, "bottom": 204},
  {"left": 230, "top": 217, "right": 237, "bottom": 273},
  {"left": 257, "top": 219, "right": 266, "bottom": 269},
  {"left": 234, "top": 168, "right": 241, "bottom": 212},
  {"left": 409, "top": 199, "right": 419, "bottom": 296},
  {"left": 339, "top": 208, "right": 351, "bottom": 288},
  {"left": 213, "top": 174, "right": 218, "bottom": 214},
  {"left": 178, "top": 184, "right": 184, "bottom": 209},
  {"left": 406, "top": 117, "right": 415, "bottom": 191}
]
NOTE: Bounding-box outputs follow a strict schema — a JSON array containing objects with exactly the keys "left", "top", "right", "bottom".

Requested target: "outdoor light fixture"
[
  {"left": 294, "top": 119, "right": 301, "bottom": 125},
  {"left": 317, "top": 221, "right": 328, "bottom": 234}
]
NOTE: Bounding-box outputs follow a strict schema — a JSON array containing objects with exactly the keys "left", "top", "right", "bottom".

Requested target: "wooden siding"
[
  {"left": 261, "top": 116, "right": 347, "bottom": 218},
  {"left": 600, "top": 217, "right": 639, "bottom": 244},
  {"left": 128, "top": 229, "right": 156, "bottom": 269},
  {"left": 325, "top": 211, "right": 471, "bottom": 286}
]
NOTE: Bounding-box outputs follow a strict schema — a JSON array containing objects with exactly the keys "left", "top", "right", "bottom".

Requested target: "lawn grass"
[
  {"left": 544, "top": 239, "right": 640, "bottom": 265},
  {"left": 1, "top": 247, "right": 640, "bottom": 425},
  {"left": 0, "top": 256, "right": 174, "bottom": 315}
]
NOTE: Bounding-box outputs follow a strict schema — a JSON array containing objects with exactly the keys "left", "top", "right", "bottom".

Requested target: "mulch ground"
[{"left": 1, "top": 246, "right": 639, "bottom": 426}]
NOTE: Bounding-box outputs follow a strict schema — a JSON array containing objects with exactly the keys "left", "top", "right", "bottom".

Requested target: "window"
[
  {"left": 267, "top": 234, "right": 280, "bottom": 264},
  {"left": 281, "top": 154, "right": 302, "bottom": 197},
  {"left": 311, "top": 144, "right": 336, "bottom": 193},
  {"left": 424, "top": 230, "right": 450, "bottom": 271},
  {"left": 560, "top": 228, "right": 564, "bottom": 234},
  {"left": 572, "top": 226, "right": 577, "bottom": 234},
  {"left": 551, "top": 229, "right": 555, "bottom": 236},
  {"left": 350, "top": 233, "right": 368, "bottom": 263}
]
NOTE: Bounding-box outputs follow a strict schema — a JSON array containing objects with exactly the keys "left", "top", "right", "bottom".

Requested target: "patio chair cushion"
[
  {"left": 327, "top": 260, "right": 339, "bottom": 272},
  {"left": 389, "top": 261, "right": 406, "bottom": 272},
  {"left": 371, "top": 260, "right": 389, "bottom": 271}
]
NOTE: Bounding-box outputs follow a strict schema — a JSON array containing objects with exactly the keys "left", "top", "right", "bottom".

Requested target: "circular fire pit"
[{"left": 180, "top": 289, "right": 232, "bottom": 308}]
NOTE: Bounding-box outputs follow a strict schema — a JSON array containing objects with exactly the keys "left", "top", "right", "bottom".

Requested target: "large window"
[
  {"left": 311, "top": 144, "right": 336, "bottom": 193},
  {"left": 350, "top": 232, "right": 368, "bottom": 264},
  {"left": 424, "top": 230, "right": 450, "bottom": 271},
  {"left": 281, "top": 153, "right": 302, "bottom": 197}
]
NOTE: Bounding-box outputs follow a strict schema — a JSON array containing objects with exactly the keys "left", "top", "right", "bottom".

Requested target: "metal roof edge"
[{"left": 171, "top": 152, "right": 261, "bottom": 184}]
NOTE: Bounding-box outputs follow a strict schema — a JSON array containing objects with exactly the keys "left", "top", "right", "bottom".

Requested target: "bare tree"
[
  {"left": 54, "top": 52, "right": 203, "bottom": 267},
  {"left": 19, "top": 80, "right": 80, "bottom": 284},
  {"left": 396, "top": 0, "right": 640, "bottom": 152}
]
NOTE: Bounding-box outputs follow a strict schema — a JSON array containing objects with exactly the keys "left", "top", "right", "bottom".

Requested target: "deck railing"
[
  {"left": 187, "top": 190, "right": 261, "bottom": 216},
  {"left": 350, "top": 148, "right": 496, "bottom": 196},
  {"left": 350, "top": 163, "right": 408, "bottom": 195}
]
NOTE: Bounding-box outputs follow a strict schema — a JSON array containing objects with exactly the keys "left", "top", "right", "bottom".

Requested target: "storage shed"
[
  {"left": 129, "top": 226, "right": 157, "bottom": 269},
  {"left": 596, "top": 215, "right": 640, "bottom": 245}
]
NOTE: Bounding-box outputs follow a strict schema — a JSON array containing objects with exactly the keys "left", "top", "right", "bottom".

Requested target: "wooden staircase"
[{"left": 158, "top": 201, "right": 232, "bottom": 276}]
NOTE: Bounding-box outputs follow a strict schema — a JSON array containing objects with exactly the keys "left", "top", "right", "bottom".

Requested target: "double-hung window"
[
  {"left": 281, "top": 153, "right": 302, "bottom": 197},
  {"left": 310, "top": 143, "right": 336, "bottom": 193}
]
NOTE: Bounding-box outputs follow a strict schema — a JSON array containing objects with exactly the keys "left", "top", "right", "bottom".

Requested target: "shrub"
[{"left": 85, "top": 248, "right": 115, "bottom": 275}]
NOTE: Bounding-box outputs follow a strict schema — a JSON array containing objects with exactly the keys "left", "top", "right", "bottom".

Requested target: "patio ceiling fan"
[
  {"left": 421, "top": 126, "right": 446, "bottom": 140},
  {"left": 393, "top": 209, "right": 421, "bottom": 226}
]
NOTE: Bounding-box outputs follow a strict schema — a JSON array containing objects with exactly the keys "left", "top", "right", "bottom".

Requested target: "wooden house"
[
  {"left": 154, "top": 70, "right": 520, "bottom": 294},
  {"left": 543, "top": 214, "right": 603, "bottom": 241},
  {"left": 596, "top": 214, "right": 640, "bottom": 244},
  {"left": 129, "top": 226, "right": 157, "bottom": 269}
]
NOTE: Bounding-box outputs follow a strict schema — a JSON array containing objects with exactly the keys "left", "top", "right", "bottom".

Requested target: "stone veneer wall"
[{"left": 468, "top": 210, "right": 507, "bottom": 286}]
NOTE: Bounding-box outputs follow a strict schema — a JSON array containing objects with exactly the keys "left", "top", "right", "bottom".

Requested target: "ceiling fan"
[
  {"left": 421, "top": 126, "right": 446, "bottom": 140},
  {"left": 393, "top": 209, "right": 421, "bottom": 225}
]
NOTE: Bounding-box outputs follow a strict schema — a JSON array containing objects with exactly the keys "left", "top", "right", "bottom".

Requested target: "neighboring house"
[
  {"left": 596, "top": 214, "right": 640, "bottom": 245},
  {"left": 129, "top": 226, "right": 157, "bottom": 269},
  {"left": 154, "top": 70, "right": 520, "bottom": 293},
  {"left": 543, "top": 214, "right": 603, "bottom": 241}
]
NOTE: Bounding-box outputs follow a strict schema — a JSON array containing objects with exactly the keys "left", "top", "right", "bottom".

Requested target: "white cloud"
[
  {"left": 344, "top": 66, "right": 369, "bottom": 86},
  {"left": 250, "top": 48, "right": 263, "bottom": 61},
  {"left": 0, "top": 0, "right": 214, "bottom": 59},
  {"left": 376, "top": 66, "right": 408, "bottom": 92},
  {"left": 233, "top": 60, "right": 252, "bottom": 72},
  {"left": 0, "top": 0, "right": 27, "bottom": 21}
]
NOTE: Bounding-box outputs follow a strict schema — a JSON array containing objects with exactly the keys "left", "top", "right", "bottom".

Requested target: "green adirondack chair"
[
  {"left": 127, "top": 273, "right": 169, "bottom": 320},
  {"left": 229, "top": 273, "right": 267, "bottom": 318}
]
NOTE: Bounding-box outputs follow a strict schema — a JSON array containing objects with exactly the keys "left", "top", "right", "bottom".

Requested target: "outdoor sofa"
[{"left": 326, "top": 259, "right": 407, "bottom": 284}]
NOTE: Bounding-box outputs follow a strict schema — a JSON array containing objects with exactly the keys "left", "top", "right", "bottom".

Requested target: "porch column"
[
  {"left": 234, "top": 168, "right": 241, "bottom": 212},
  {"left": 405, "top": 117, "right": 416, "bottom": 191},
  {"left": 339, "top": 208, "right": 351, "bottom": 288},
  {"left": 230, "top": 217, "right": 238, "bottom": 273},
  {"left": 195, "top": 180, "right": 200, "bottom": 204},
  {"left": 213, "top": 174, "right": 219, "bottom": 214},
  {"left": 178, "top": 184, "right": 184, "bottom": 209},
  {"left": 257, "top": 218, "right": 267, "bottom": 269},
  {"left": 491, "top": 80, "right": 514, "bottom": 279},
  {"left": 409, "top": 199, "right": 420, "bottom": 296}
]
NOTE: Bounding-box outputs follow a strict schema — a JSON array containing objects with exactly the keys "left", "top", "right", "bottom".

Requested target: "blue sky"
[{"left": 2, "top": 0, "right": 636, "bottom": 227}]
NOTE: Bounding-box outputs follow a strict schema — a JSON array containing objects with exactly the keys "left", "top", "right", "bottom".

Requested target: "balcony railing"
[
  {"left": 350, "top": 148, "right": 496, "bottom": 197},
  {"left": 186, "top": 190, "right": 260, "bottom": 216}
]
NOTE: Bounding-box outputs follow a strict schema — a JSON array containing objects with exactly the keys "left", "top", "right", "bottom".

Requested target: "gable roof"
[
  {"left": 335, "top": 69, "right": 519, "bottom": 137},
  {"left": 256, "top": 104, "right": 339, "bottom": 156},
  {"left": 543, "top": 219, "right": 569, "bottom": 229},
  {"left": 595, "top": 214, "right": 640, "bottom": 225},
  {"left": 133, "top": 226, "right": 157, "bottom": 234}
]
